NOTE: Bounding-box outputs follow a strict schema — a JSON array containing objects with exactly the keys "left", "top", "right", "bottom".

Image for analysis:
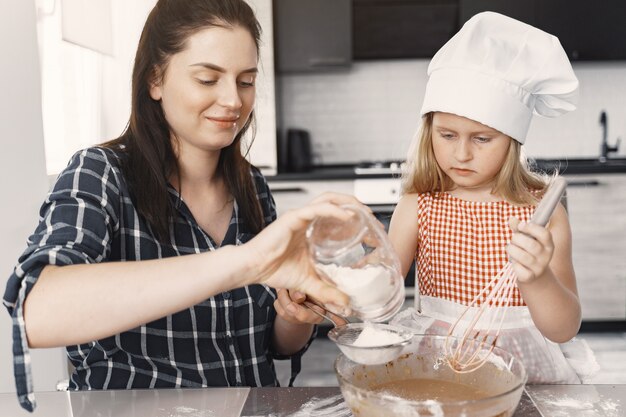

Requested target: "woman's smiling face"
[{"left": 149, "top": 24, "right": 258, "bottom": 153}]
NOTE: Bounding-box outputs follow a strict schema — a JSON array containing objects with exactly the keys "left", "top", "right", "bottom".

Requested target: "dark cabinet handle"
[{"left": 270, "top": 187, "right": 307, "bottom": 193}]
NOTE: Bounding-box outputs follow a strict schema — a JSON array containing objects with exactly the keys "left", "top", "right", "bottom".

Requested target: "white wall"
[
  {"left": 41, "top": 0, "right": 277, "bottom": 176},
  {"left": 279, "top": 60, "right": 626, "bottom": 164},
  {"left": 0, "top": 0, "right": 67, "bottom": 394},
  {"left": 246, "top": 0, "right": 278, "bottom": 174}
]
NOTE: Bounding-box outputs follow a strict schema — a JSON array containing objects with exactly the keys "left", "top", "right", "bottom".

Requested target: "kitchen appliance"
[{"left": 286, "top": 128, "right": 313, "bottom": 172}]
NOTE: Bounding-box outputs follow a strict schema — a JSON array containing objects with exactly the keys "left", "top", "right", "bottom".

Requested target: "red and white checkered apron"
[
  {"left": 398, "top": 192, "right": 582, "bottom": 384},
  {"left": 416, "top": 191, "right": 532, "bottom": 306}
]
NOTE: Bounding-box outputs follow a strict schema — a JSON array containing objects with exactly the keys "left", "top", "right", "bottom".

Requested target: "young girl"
[
  {"left": 389, "top": 12, "right": 592, "bottom": 383},
  {"left": 3, "top": 0, "right": 359, "bottom": 411}
]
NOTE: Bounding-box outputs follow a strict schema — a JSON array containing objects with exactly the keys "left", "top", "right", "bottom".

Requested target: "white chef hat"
[{"left": 420, "top": 11, "right": 579, "bottom": 144}]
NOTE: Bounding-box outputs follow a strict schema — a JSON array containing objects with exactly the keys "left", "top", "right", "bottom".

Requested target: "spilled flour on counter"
[
  {"left": 286, "top": 394, "right": 352, "bottom": 417},
  {"left": 531, "top": 391, "right": 622, "bottom": 417},
  {"left": 165, "top": 406, "right": 214, "bottom": 417}
]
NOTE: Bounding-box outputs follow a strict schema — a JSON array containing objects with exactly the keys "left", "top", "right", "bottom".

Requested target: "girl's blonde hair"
[{"left": 401, "top": 112, "right": 552, "bottom": 206}]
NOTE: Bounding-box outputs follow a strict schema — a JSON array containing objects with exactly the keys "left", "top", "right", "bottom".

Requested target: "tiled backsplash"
[{"left": 279, "top": 60, "right": 626, "bottom": 164}]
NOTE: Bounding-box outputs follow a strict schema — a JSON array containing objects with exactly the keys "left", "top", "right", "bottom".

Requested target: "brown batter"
[{"left": 371, "top": 378, "right": 490, "bottom": 402}]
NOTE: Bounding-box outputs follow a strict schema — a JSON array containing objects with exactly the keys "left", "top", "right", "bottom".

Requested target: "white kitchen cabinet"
[
  {"left": 246, "top": 0, "right": 277, "bottom": 174},
  {"left": 269, "top": 180, "right": 354, "bottom": 216},
  {"left": 566, "top": 174, "right": 626, "bottom": 320}
]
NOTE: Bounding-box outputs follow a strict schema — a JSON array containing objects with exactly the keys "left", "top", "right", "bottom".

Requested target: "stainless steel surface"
[
  {"left": 243, "top": 387, "right": 542, "bottom": 416},
  {"left": 241, "top": 387, "right": 346, "bottom": 416},
  {"left": 0, "top": 388, "right": 249, "bottom": 417},
  {"left": 1, "top": 385, "right": 625, "bottom": 416},
  {"left": 328, "top": 323, "right": 413, "bottom": 366},
  {"left": 527, "top": 384, "right": 626, "bottom": 417},
  {"left": 530, "top": 176, "right": 567, "bottom": 227}
]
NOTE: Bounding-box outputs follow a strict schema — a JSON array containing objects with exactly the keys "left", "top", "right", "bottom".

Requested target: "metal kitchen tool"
[
  {"left": 327, "top": 322, "right": 413, "bottom": 366},
  {"left": 302, "top": 299, "right": 413, "bottom": 366},
  {"left": 302, "top": 300, "right": 349, "bottom": 328}
]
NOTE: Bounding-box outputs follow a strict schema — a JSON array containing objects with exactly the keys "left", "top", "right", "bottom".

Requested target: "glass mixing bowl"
[{"left": 335, "top": 334, "right": 527, "bottom": 417}]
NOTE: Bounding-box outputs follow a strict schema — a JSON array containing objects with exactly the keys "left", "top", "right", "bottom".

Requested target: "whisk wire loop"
[{"left": 446, "top": 263, "right": 518, "bottom": 373}]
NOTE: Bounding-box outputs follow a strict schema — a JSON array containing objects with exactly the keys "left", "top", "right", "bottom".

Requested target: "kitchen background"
[{"left": 1, "top": 0, "right": 625, "bottom": 396}]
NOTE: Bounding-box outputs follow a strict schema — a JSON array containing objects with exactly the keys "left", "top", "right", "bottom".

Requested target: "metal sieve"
[{"left": 328, "top": 323, "right": 413, "bottom": 365}]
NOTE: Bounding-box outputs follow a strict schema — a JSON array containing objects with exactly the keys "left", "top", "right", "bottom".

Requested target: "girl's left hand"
[{"left": 507, "top": 217, "right": 555, "bottom": 284}]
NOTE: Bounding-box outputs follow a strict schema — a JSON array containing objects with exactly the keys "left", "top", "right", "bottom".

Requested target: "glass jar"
[{"left": 306, "top": 204, "right": 405, "bottom": 322}]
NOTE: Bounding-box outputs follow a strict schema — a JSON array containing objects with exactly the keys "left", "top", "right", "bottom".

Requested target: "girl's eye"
[
  {"left": 474, "top": 136, "right": 491, "bottom": 143},
  {"left": 197, "top": 79, "right": 217, "bottom": 86},
  {"left": 440, "top": 132, "right": 455, "bottom": 140}
]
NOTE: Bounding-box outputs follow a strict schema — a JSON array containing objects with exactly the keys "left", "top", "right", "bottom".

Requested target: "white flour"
[
  {"left": 352, "top": 323, "right": 405, "bottom": 347},
  {"left": 317, "top": 263, "right": 392, "bottom": 308},
  {"left": 531, "top": 391, "right": 622, "bottom": 417},
  {"left": 286, "top": 394, "right": 352, "bottom": 417},
  {"left": 165, "top": 406, "right": 214, "bottom": 417}
]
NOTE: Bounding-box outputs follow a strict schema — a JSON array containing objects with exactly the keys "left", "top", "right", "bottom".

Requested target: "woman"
[{"left": 4, "top": 0, "right": 357, "bottom": 411}]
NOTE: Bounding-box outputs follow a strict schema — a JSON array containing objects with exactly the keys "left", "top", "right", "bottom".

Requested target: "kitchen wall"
[
  {"left": 0, "top": 0, "right": 67, "bottom": 394},
  {"left": 279, "top": 60, "right": 626, "bottom": 164},
  {"left": 39, "top": 0, "right": 276, "bottom": 176}
]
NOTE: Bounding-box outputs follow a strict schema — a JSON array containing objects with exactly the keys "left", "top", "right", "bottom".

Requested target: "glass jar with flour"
[{"left": 306, "top": 204, "right": 405, "bottom": 322}]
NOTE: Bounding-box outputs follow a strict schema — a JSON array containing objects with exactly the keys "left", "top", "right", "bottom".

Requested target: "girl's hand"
[
  {"left": 507, "top": 217, "right": 555, "bottom": 284},
  {"left": 246, "top": 193, "right": 369, "bottom": 313}
]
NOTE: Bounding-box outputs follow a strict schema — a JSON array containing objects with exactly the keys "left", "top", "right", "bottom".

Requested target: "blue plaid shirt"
[{"left": 3, "top": 147, "right": 313, "bottom": 411}]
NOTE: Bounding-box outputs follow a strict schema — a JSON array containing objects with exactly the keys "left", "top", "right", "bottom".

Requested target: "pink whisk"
[{"left": 445, "top": 176, "right": 568, "bottom": 373}]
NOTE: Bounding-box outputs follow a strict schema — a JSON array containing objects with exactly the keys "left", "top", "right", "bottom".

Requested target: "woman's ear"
[{"left": 148, "top": 68, "right": 163, "bottom": 101}]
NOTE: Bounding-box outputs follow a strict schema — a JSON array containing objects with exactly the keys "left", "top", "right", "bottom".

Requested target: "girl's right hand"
[{"left": 245, "top": 193, "right": 368, "bottom": 312}]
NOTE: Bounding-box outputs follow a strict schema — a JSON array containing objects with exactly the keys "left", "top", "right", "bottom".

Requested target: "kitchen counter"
[
  {"left": 267, "top": 158, "right": 626, "bottom": 182},
  {"left": 1, "top": 385, "right": 623, "bottom": 416}
]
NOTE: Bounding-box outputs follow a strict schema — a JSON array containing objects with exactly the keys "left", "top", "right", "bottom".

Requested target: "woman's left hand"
[
  {"left": 274, "top": 289, "right": 325, "bottom": 325},
  {"left": 507, "top": 217, "right": 554, "bottom": 284}
]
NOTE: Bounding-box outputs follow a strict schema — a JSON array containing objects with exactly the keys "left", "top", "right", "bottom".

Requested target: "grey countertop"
[
  {"left": 2, "top": 385, "right": 623, "bottom": 416},
  {"left": 267, "top": 158, "right": 626, "bottom": 182}
]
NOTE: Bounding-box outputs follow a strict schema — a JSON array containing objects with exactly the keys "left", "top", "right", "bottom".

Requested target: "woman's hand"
[
  {"left": 245, "top": 193, "right": 369, "bottom": 312},
  {"left": 274, "top": 289, "right": 349, "bottom": 326},
  {"left": 274, "top": 289, "right": 324, "bottom": 324},
  {"left": 507, "top": 217, "right": 555, "bottom": 284}
]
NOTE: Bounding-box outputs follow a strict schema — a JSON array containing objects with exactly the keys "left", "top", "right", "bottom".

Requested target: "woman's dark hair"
[{"left": 102, "top": 0, "right": 263, "bottom": 241}]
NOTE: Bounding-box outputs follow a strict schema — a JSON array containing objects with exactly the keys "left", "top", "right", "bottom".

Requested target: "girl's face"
[
  {"left": 431, "top": 112, "right": 511, "bottom": 193},
  {"left": 149, "top": 25, "right": 257, "bottom": 154}
]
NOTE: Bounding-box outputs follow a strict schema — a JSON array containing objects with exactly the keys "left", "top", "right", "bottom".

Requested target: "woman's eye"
[
  {"left": 474, "top": 136, "right": 490, "bottom": 143},
  {"left": 239, "top": 80, "right": 255, "bottom": 88},
  {"left": 440, "top": 133, "right": 455, "bottom": 140},
  {"left": 197, "top": 79, "right": 217, "bottom": 86}
]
